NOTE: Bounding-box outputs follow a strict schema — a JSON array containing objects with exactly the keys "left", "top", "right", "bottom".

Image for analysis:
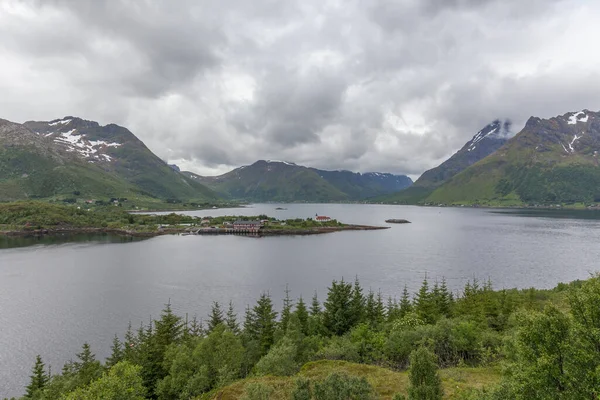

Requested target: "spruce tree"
[
  {"left": 407, "top": 347, "right": 443, "bottom": 400},
  {"left": 189, "top": 315, "right": 205, "bottom": 337},
  {"left": 25, "top": 355, "right": 48, "bottom": 399},
  {"left": 140, "top": 301, "right": 183, "bottom": 397},
  {"left": 243, "top": 304, "right": 256, "bottom": 337},
  {"left": 387, "top": 296, "right": 400, "bottom": 322},
  {"left": 105, "top": 334, "right": 124, "bottom": 368},
  {"left": 294, "top": 296, "right": 309, "bottom": 335},
  {"left": 226, "top": 300, "right": 240, "bottom": 334},
  {"left": 323, "top": 278, "right": 354, "bottom": 335},
  {"left": 251, "top": 292, "right": 278, "bottom": 355},
  {"left": 208, "top": 301, "right": 224, "bottom": 332},
  {"left": 350, "top": 276, "right": 365, "bottom": 325},
  {"left": 414, "top": 276, "right": 435, "bottom": 323},
  {"left": 280, "top": 284, "right": 294, "bottom": 332},
  {"left": 399, "top": 285, "right": 412, "bottom": 318},
  {"left": 73, "top": 343, "right": 103, "bottom": 387},
  {"left": 375, "top": 290, "right": 386, "bottom": 325},
  {"left": 438, "top": 278, "right": 453, "bottom": 317},
  {"left": 310, "top": 291, "right": 321, "bottom": 316},
  {"left": 365, "top": 289, "right": 377, "bottom": 325}
]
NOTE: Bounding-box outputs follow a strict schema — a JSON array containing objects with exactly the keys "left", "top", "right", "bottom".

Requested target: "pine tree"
[
  {"left": 310, "top": 291, "right": 321, "bottom": 316},
  {"left": 280, "top": 284, "right": 294, "bottom": 332},
  {"left": 365, "top": 288, "right": 377, "bottom": 325},
  {"left": 415, "top": 276, "right": 435, "bottom": 323},
  {"left": 407, "top": 347, "right": 443, "bottom": 400},
  {"left": 323, "top": 278, "right": 354, "bottom": 335},
  {"left": 105, "top": 334, "right": 124, "bottom": 368},
  {"left": 295, "top": 296, "right": 309, "bottom": 335},
  {"left": 25, "top": 355, "right": 48, "bottom": 399},
  {"left": 189, "top": 315, "right": 205, "bottom": 337},
  {"left": 243, "top": 304, "right": 256, "bottom": 336},
  {"left": 375, "top": 290, "right": 386, "bottom": 325},
  {"left": 140, "top": 301, "right": 183, "bottom": 396},
  {"left": 208, "top": 301, "right": 224, "bottom": 332},
  {"left": 399, "top": 285, "right": 412, "bottom": 318},
  {"left": 73, "top": 343, "right": 103, "bottom": 387},
  {"left": 226, "top": 300, "right": 240, "bottom": 334},
  {"left": 350, "top": 276, "right": 365, "bottom": 325},
  {"left": 123, "top": 322, "right": 136, "bottom": 362},
  {"left": 387, "top": 296, "right": 400, "bottom": 322},
  {"left": 438, "top": 278, "right": 453, "bottom": 317},
  {"left": 250, "top": 292, "right": 278, "bottom": 355}
]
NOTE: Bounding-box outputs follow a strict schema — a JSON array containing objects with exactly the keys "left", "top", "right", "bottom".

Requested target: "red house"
[{"left": 315, "top": 215, "right": 331, "bottom": 222}]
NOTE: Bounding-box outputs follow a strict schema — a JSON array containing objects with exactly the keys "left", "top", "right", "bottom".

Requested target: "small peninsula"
[{"left": 0, "top": 202, "right": 387, "bottom": 238}]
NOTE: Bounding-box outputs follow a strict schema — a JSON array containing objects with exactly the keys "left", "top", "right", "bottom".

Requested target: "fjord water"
[{"left": 2, "top": 204, "right": 600, "bottom": 397}]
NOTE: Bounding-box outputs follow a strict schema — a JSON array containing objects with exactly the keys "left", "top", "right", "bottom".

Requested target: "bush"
[
  {"left": 316, "top": 336, "right": 360, "bottom": 362},
  {"left": 313, "top": 373, "right": 375, "bottom": 400},
  {"left": 292, "top": 377, "right": 312, "bottom": 400},
  {"left": 254, "top": 337, "right": 298, "bottom": 376},
  {"left": 242, "top": 382, "right": 274, "bottom": 400},
  {"left": 407, "top": 347, "right": 443, "bottom": 400}
]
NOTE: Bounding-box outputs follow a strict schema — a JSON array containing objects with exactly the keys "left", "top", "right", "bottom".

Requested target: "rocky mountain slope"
[
  {"left": 0, "top": 117, "right": 217, "bottom": 202},
  {"left": 427, "top": 110, "right": 600, "bottom": 205},
  {"left": 381, "top": 120, "right": 511, "bottom": 203},
  {"left": 184, "top": 160, "right": 412, "bottom": 202}
]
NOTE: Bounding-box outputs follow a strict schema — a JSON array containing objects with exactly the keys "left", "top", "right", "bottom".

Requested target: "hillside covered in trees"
[{"left": 12, "top": 274, "right": 600, "bottom": 400}]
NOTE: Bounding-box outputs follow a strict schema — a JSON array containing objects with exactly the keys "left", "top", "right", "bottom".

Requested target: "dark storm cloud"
[{"left": 0, "top": 0, "right": 598, "bottom": 177}]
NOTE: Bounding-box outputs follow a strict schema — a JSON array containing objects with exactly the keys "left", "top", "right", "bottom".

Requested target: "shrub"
[
  {"left": 242, "top": 382, "right": 274, "bottom": 400},
  {"left": 313, "top": 373, "right": 375, "bottom": 400},
  {"left": 254, "top": 337, "right": 298, "bottom": 376},
  {"left": 407, "top": 347, "right": 443, "bottom": 400},
  {"left": 291, "top": 377, "right": 312, "bottom": 400}
]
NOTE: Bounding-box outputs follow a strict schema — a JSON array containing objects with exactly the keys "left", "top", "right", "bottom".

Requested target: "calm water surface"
[{"left": 1, "top": 204, "right": 600, "bottom": 397}]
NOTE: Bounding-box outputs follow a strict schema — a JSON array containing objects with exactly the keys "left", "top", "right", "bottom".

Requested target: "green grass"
[{"left": 204, "top": 360, "right": 502, "bottom": 400}]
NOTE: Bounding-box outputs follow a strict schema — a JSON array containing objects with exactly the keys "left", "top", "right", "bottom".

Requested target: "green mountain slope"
[
  {"left": 0, "top": 117, "right": 217, "bottom": 202},
  {"left": 184, "top": 160, "right": 412, "bottom": 202},
  {"left": 379, "top": 120, "right": 511, "bottom": 204},
  {"left": 428, "top": 110, "right": 600, "bottom": 205}
]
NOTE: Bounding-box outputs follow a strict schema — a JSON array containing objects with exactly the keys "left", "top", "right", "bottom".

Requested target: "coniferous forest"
[{"left": 11, "top": 274, "right": 600, "bottom": 400}]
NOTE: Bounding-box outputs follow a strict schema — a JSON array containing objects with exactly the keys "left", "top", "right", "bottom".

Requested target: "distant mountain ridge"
[
  {"left": 184, "top": 160, "right": 412, "bottom": 202},
  {"left": 427, "top": 109, "right": 600, "bottom": 205},
  {"left": 0, "top": 117, "right": 217, "bottom": 202},
  {"left": 380, "top": 119, "right": 512, "bottom": 203}
]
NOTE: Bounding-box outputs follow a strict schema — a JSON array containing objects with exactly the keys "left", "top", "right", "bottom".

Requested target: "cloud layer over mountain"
[{"left": 1, "top": 0, "right": 599, "bottom": 177}]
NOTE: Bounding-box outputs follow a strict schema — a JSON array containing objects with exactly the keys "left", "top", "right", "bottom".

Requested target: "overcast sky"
[{"left": 1, "top": 0, "right": 599, "bottom": 178}]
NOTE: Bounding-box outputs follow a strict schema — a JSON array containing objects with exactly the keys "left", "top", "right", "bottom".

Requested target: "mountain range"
[
  {"left": 184, "top": 160, "right": 413, "bottom": 202},
  {"left": 380, "top": 119, "right": 512, "bottom": 204},
  {"left": 4, "top": 108, "right": 600, "bottom": 206},
  {"left": 383, "top": 110, "right": 600, "bottom": 206},
  {"left": 0, "top": 117, "right": 217, "bottom": 203},
  {"left": 426, "top": 110, "right": 600, "bottom": 205}
]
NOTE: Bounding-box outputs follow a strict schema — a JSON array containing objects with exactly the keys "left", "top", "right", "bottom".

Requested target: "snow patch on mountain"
[
  {"left": 266, "top": 160, "right": 295, "bottom": 166},
  {"left": 568, "top": 111, "right": 588, "bottom": 125},
  {"left": 48, "top": 119, "right": 72, "bottom": 126},
  {"left": 46, "top": 127, "right": 122, "bottom": 162}
]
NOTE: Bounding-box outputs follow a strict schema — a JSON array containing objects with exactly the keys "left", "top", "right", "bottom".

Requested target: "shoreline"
[{"left": 0, "top": 224, "right": 389, "bottom": 239}]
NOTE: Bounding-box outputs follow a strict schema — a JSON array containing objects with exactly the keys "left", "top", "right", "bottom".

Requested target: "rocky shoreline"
[{"left": 0, "top": 224, "right": 389, "bottom": 238}]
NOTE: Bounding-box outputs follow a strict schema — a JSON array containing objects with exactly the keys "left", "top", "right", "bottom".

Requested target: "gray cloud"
[{"left": 0, "top": 0, "right": 598, "bottom": 178}]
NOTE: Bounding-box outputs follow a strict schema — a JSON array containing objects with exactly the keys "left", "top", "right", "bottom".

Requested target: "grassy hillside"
[
  {"left": 205, "top": 360, "right": 500, "bottom": 400},
  {"left": 186, "top": 162, "right": 350, "bottom": 202},
  {"left": 187, "top": 161, "right": 412, "bottom": 202},
  {"left": 427, "top": 111, "right": 600, "bottom": 206},
  {"left": 378, "top": 121, "right": 509, "bottom": 205},
  {"left": 0, "top": 117, "right": 218, "bottom": 203}
]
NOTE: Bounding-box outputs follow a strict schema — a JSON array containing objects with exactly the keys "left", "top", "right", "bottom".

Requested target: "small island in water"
[
  {"left": 0, "top": 202, "right": 387, "bottom": 238},
  {"left": 385, "top": 218, "right": 411, "bottom": 224}
]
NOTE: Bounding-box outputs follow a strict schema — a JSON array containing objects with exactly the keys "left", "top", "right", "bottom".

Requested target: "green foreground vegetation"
[
  {"left": 11, "top": 271, "right": 600, "bottom": 400},
  {"left": 0, "top": 202, "right": 343, "bottom": 234}
]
